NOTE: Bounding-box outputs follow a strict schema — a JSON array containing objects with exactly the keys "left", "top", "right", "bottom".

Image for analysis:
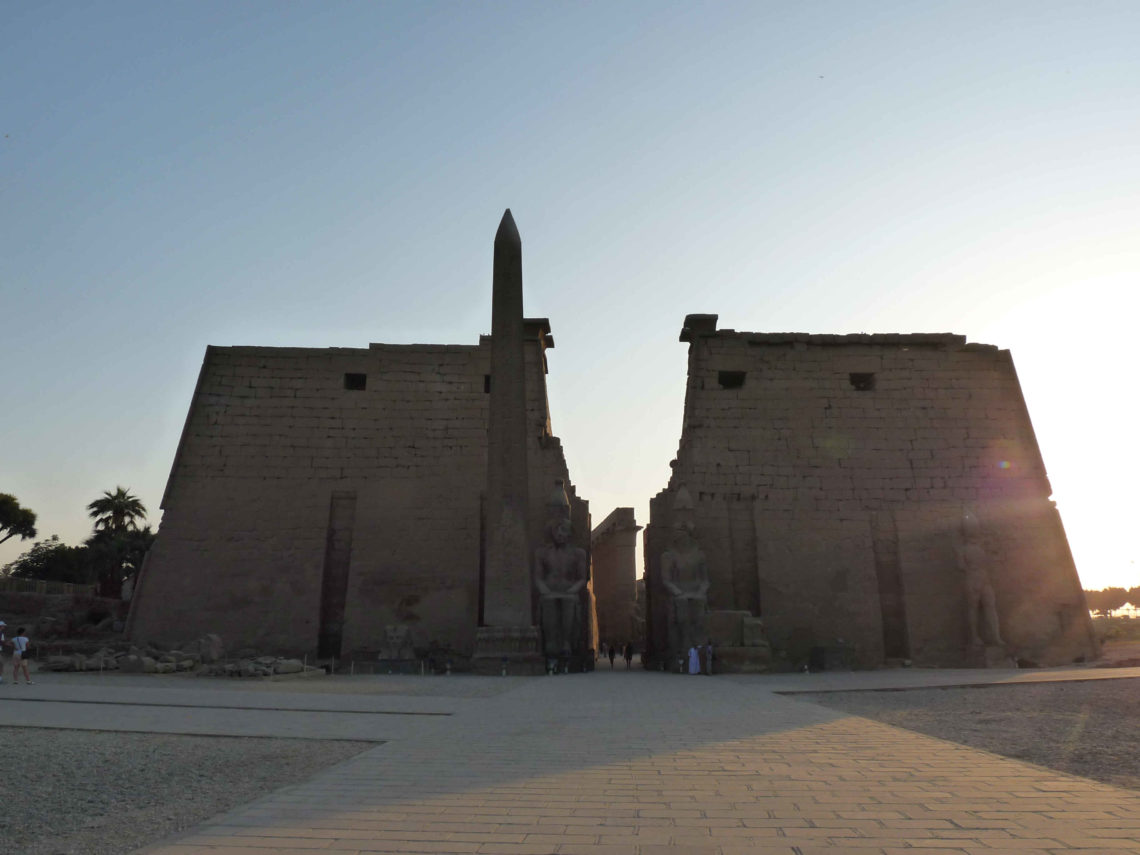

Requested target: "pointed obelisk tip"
[{"left": 495, "top": 208, "right": 520, "bottom": 245}]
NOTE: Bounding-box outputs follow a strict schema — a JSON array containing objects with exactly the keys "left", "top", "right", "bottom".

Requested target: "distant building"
[{"left": 590, "top": 508, "right": 641, "bottom": 649}]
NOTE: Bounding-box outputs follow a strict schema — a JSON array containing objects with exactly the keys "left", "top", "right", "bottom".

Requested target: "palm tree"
[
  {"left": 0, "top": 493, "right": 37, "bottom": 545},
  {"left": 86, "top": 525, "right": 155, "bottom": 597},
  {"left": 87, "top": 486, "right": 147, "bottom": 533}
]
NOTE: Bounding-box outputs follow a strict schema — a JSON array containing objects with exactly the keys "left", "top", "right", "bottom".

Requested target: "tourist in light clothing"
[{"left": 11, "top": 627, "right": 32, "bottom": 684}]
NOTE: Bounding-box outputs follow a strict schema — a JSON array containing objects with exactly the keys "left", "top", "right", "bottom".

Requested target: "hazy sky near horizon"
[{"left": 2, "top": 2, "right": 1137, "bottom": 590}]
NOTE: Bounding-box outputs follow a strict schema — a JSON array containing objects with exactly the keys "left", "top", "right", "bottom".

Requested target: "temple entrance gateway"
[{"left": 127, "top": 217, "right": 1096, "bottom": 673}]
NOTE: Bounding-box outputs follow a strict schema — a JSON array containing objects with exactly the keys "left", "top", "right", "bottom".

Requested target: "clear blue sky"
[{"left": 2, "top": 2, "right": 1137, "bottom": 589}]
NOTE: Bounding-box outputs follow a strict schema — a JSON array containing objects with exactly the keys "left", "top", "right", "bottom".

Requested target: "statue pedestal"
[
  {"left": 704, "top": 610, "right": 772, "bottom": 673},
  {"left": 472, "top": 626, "right": 545, "bottom": 675},
  {"left": 713, "top": 645, "right": 772, "bottom": 674}
]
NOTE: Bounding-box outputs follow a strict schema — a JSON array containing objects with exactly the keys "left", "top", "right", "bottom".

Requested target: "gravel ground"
[
  {"left": 0, "top": 729, "right": 373, "bottom": 855},
  {"left": 800, "top": 676, "right": 1140, "bottom": 791}
]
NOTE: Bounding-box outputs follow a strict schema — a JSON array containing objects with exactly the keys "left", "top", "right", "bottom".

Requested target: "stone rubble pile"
[
  {"left": 198, "top": 657, "right": 307, "bottom": 678},
  {"left": 35, "top": 632, "right": 321, "bottom": 679},
  {"left": 37, "top": 648, "right": 128, "bottom": 673}
]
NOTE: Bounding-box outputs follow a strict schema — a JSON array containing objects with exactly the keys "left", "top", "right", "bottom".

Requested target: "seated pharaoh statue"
[
  {"left": 660, "top": 485, "right": 710, "bottom": 660},
  {"left": 957, "top": 510, "right": 1004, "bottom": 649},
  {"left": 535, "top": 480, "right": 587, "bottom": 668}
]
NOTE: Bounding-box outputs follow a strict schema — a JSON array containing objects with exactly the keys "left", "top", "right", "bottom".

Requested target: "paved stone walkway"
[
  {"left": 0, "top": 672, "right": 519, "bottom": 740},
  {"left": 128, "top": 669, "right": 1140, "bottom": 855}
]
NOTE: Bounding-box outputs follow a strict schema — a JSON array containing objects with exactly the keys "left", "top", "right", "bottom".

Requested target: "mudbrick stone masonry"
[
  {"left": 127, "top": 212, "right": 597, "bottom": 668},
  {"left": 590, "top": 508, "right": 641, "bottom": 651},
  {"left": 127, "top": 216, "right": 1096, "bottom": 673},
  {"left": 645, "top": 314, "right": 1097, "bottom": 670}
]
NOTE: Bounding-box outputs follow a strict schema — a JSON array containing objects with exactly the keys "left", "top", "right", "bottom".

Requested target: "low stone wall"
[
  {"left": 0, "top": 578, "right": 96, "bottom": 596},
  {"left": 0, "top": 591, "right": 124, "bottom": 639}
]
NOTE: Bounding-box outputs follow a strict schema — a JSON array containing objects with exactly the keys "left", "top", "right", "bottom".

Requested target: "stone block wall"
[
  {"left": 591, "top": 508, "right": 640, "bottom": 650},
  {"left": 646, "top": 318, "right": 1095, "bottom": 669},
  {"left": 129, "top": 329, "right": 589, "bottom": 660}
]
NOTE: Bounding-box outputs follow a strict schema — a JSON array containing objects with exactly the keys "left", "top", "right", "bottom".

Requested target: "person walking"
[
  {"left": 11, "top": 627, "right": 32, "bottom": 685},
  {"left": 607, "top": 644, "right": 616, "bottom": 669},
  {"left": 623, "top": 642, "right": 633, "bottom": 669},
  {"left": 688, "top": 645, "right": 700, "bottom": 675},
  {"left": 0, "top": 620, "right": 6, "bottom": 684}
]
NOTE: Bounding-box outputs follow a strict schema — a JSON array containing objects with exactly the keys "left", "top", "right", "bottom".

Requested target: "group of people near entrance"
[
  {"left": 0, "top": 621, "right": 33, "bottom": 685},
  {"left": 598, "top": 642, "right": 634, "bottom": 669}
]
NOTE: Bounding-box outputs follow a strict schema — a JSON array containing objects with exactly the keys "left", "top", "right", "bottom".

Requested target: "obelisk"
[{"left": 474, "top": 209, "right": 543, "bottom": 672}]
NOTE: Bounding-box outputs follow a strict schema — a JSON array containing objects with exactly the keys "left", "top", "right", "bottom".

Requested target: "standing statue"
[
  {"left": 957, "top": 510, "right": 1004, "bottom": 648},
  {"left": 535, "top": 480, "right": 587, "bottom": 667},
  {"left": 381, "top": 624, "right": 416, "bottom": 661},
  {"left": 660, "top": 486, "right": 709, "bottom": 661}
]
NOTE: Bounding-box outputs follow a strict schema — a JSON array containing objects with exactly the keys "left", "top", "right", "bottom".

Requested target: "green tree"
[
  {"left": 0, "top": 493, "right": 37, "bottom": 545},
  {"left": 1, "top": 535, "right": 93, "bottom": 584},
  {"left": 2, "top": 490, "right": 156, "bottom": 594},
  {"left": 85, "top": 526, "right": 155, "bottom": 597},
  {"left": 1085, "top": 587, "right": 1130, "bottom": 616},
  {"left": 87, "top": 486, "right": 147, "bottom": 533}
]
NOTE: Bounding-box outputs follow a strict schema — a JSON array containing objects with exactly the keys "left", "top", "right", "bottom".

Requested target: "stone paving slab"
[
  {"left": 0, "top": 698, "right": 433, "bottom": 741},
  {"left": 2, "top": 674, "right": 473, "bottom": 713},
  {"left": 130, "top": 671, "right": 1140, "bottom": 854},
  {"left": 118, "top": 673, "right": 524, "bottom": 700},
  {"left": 734, "top": 664, "right": 1140, "bottom": 694},
  {"left": 0, "top": 674, "right": 475, "bottom": 740}
]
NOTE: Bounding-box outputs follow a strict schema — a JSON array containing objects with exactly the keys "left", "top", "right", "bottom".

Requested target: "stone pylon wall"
[
  {"left": 645, "top": 318, "right": 1096, "bottom": 669},
  {"left": 128, "top": 330, "right": 589, "bottom": 660}
]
